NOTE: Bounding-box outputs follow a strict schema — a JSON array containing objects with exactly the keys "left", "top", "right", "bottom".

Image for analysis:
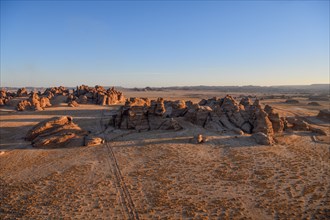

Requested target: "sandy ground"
[{"left": 0, "top": 92, "right": 329, "bottom": 219}]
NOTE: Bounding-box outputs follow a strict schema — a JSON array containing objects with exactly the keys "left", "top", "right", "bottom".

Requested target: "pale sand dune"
[{"left": 0, "top": 92, "right": 329, "bottom": 219}]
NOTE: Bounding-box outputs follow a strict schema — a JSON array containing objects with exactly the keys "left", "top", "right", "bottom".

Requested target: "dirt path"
[{"left": 99, "top": 110, "right": 139, "bottom": 219}]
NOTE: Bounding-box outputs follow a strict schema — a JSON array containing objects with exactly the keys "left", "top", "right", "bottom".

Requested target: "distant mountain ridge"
[{"left": 1, "top": 84, "right": 329, "bottom": 94}]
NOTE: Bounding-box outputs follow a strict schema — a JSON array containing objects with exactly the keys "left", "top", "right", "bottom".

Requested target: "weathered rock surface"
[
  {"left": 264, "top": 105, "right": 284, "bottom": 133},
  {"left": 17, "top": 100, "right": 32, "bottom": 111},
  {"left": 286, "top": 117, "right": 310, "bottom": 131},
  {"left": 84, "top": 135, "right": 104, "bottom": 146},
  {"left": 68, "top": 100, "right": 79, "bottom": 107},
  {"left": 26, "top": 116, "right": 88, "bottom": 148},
  {"left": 194, "top": 134, "right": 207, "bottom": 144},
  {"left": 16, "top": 88, "right": 28, "bottom": 97},
  {"left": 16, "top": 92, "right": 52, "bottom": 111},
  {"left": 252, "top": 132, "right": 274, "bottom": 145},
  {"left": 74, "top": 85, "right": 125, "bottom": 105},
  {"left": 109, "top": 102, "right": 182, "bottom": 131},
  {"left": 285, "top": 99, "right": 299, "bottom": 104}
]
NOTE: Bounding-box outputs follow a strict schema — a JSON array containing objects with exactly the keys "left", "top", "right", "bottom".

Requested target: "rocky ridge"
[{"left": 109, "top": 95, "right": 326, "bottom": 145}]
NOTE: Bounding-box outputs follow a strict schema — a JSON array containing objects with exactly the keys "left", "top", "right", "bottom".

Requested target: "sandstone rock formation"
[
  {"left": 194, "top": 134, "right": 207, "bottom": 144},
  {"left": 84, "top": 135, "right": 104, "bottom": 146},
  {"left": 252, "top": 132, "right": 274, "bottom": 145},
  {"left": 16, "top": 100, "right": 32, "bottom": 111},
  {"left": 109, "top": 99, "right": 182, "bottom": 132},
  {"left": 26, "top": 116, "right": 89, "bottom": 148},
  {"left": 16, "top": 92, "right": 52, "bottom": 111},
  {"left": 68, "top": 100, "right": 79, "bottom": 107},
  {"left": 0, "top": 89, "right": 12, "bottom": 106},
  {"left": 74, "top": 85, "right": 125, "bottom": 105},
  {"left": 43, "top": 86, "right": 68, "bottom": 99},
  {"left": 108, "top": 95, "right": 282, "bottom": 144},
  {"left": 285, "top": 99, "right": 299, "bottom": 104},
  {"left": 286, "top": 117, "right": 310, "bottom": 131},
  {"left": 264, "top": 105, "right": 285, "bottom": 133},
  {"left": 109, "top": 95, "right": 323, "bottom": 145},
  {"left": 16, "top": 88, "right": 28, "bottom": 97},
  {"left": 166, "top": 100, "right": 188, "bottom": 117},
  {"left": 5, "top": 85, "right": 125, "bottom": 110}
]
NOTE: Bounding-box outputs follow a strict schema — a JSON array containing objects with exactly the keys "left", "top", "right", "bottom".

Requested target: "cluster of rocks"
[
  {"left": 67, "top": 85, "right": 125, "bottom": 107},
  {"left": 17, "top": 92, "right": 52, "bottom": 111},
  {"left": 43, "top": 86, "right": 69, "bottom": 99},
  {"left": 0, "top": 85, "right": 125, "bottom": 110},
  {"left": 186, "top": 96, "right": 282, "bottom": 145},
  {"left": 26, "top": 116, "right": 103, "bottom": 148},
  {"left": 109, "top": 98, "right": 182, "bottom": 131},
  {"left": 109, "top": 95, "right": 326, "bottom": 145},
  {"left": 0, "top": 89, "right": 14, "bottom": 106}
]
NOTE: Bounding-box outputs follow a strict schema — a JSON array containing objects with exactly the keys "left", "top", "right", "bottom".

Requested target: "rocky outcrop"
[
  {"left": 16, "top": 100, "right": 32, "bottom": 111},
  {"left": 109, "top": 101, "right": 182, "bottom": 131},
  {"left": 74, "top": 85, "right": 125, "bottom": 105},
  {"left": 285, "top": 99, "right": 299, "bottom": 104},
  {"left": 252, "top": 132, "right": 274, "bottom": 145},
  {"left": 16, "top": 92, "right": 52, "bottom": 111},
  {"left": 126, "top": 97, "right": 150, "bottom": 107},
  {"left": 40, "top": 97, "right": 52, "bottom": 108},
  {"left": 108, "top": 95, "right": 288, "bottom": 144},
  {"left": 84, "top": 135, "right": 104, "bottom": 146},
  {"left": 166, "top": 100, "right": 187, "bottom": 117},
  {"left": 0, "top": 89, "right": 12, "bottom": 106},
  {"left": 17, "top": 88, "right": 28, "bottom": 97},
  {"left": 264, "top": 105, "right": 284, "bottom": 133},
  {"left": 286, "top": 117, "right": 310, "bottom": 131},
  {"left": 26, "top": 116, "right": 90, "bottom": 148},
  {"left": 68, "top": 100, "right": 79, "bottom": 107},
  {"left": 43, "top": 86, "right": 68, "bottom": 99}
]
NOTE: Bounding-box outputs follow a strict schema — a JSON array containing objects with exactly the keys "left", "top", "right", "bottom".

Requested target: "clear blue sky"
[{"left": 1, "top": 0, "right": 329, "bottom": 87}]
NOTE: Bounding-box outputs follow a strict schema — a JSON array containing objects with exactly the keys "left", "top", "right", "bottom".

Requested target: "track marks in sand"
[{"left": 114, "top": 133, "right": 330, "bottom": 219}]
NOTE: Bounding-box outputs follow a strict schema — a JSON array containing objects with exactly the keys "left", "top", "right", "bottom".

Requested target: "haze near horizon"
[{"left": 1, "top": 1, "right": 329, "bottom": 87}]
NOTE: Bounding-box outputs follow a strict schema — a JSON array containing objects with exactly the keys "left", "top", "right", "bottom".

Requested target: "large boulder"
[
  {"left": 286, "top": 117, "right": 310, "bottom": 131},
  {"left": 252, "top": 132, "right": 274, "bottom": 145},
  {"left": 40, "top": 97, "right": 52, "bottom": 108},
  {"left": 68, "top": 100, "right": 79, "bottom": 107},
  {"left": 168, "top": 100, "right": 187, "bottom": 117},
  {"left": 251, "top": 109, "right": 274, "bottom": 137},
  {"left": 26, "top": 116, "right": 89, "bottom": 148},
  {"left": 149, "top": 98, "right": 166, "bottom": 116},
  {"left": 84, "top": 135, "right": 104, "bottom": 146},
  {"left": 285, "top": 99, "right": 299, "bottom": 104},
  {"left": 264, "top": 105, "right": 284, "bottom": 133},
  {"left": 16, "top": 100, "right": 32, "bottom": 111}
]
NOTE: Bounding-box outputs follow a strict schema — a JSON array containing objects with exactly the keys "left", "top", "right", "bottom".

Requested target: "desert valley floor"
[{"left": 1, "top": 89, "right": 329, "bottom": 219}]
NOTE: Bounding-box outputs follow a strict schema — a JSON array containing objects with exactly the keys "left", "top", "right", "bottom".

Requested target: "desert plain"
[{"left": 0, "top": 87, "right": 329, "bottom": 219}]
